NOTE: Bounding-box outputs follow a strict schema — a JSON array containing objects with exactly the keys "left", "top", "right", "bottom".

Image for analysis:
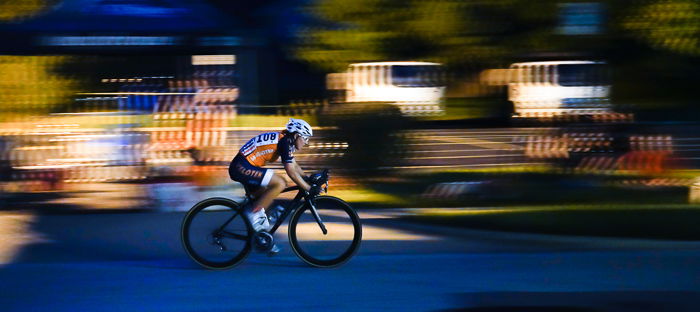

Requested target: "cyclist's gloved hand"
[{"left": 309, "top": 184, "right": 322, "bottom": 196}]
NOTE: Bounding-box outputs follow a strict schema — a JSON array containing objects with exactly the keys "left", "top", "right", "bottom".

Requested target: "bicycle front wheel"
[
  {"left": 181, "top": 197, "right": 252, "bottom": 270},
  {"left": 288, "top": 196, "right": 362, "bottom": 267}
]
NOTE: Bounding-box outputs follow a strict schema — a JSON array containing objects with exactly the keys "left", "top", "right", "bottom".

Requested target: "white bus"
[
  {"left": 508, "top": 61, "right": 611, "bottom": 117},
  {"left": 330, "top": 61, "right": 445, "bottom": 115}
]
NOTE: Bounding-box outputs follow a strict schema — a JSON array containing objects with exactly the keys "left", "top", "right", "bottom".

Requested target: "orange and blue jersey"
[
  {"left": 228, "top": 131, "right": 295, "bottom": 188},
  {"left": 238, "top": 131, "right": 295, "bottom": 167}
]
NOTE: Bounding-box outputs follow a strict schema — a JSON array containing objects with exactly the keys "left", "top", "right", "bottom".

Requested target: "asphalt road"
[{"left": 1, "top": 210, "right": 699, "bottom": 312}]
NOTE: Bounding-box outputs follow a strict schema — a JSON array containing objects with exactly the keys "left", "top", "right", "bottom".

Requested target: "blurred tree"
[
  {"left": 605, "top": 0, "right": 700, "bottom": 117},
  {"left": 295, "top": 0, "right": 700, "bottom": 119},
  {"left": 0, "top": 0, "right": 54, "bottom": 22},
  {"left": 295, "top": 0, "right": 562, "bottom": 72},
  {"left": 0, "top": 56, "right": 78, "bottom": 121},
  {"left": 621, "top": 0, "right": 700, "bottom": 56}
]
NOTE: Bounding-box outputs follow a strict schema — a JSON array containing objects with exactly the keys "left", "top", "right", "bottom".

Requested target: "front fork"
[{"left": 308, "top": 199, "right": 328, "bottom": 235}]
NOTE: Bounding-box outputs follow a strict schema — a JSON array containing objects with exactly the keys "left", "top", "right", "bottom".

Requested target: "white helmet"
[{"left": 286, "top": 118, "right": 313, "bottom": 137}]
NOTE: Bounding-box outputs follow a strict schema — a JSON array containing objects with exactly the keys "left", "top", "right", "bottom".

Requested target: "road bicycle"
[{"left": 181, "top": 169, "right": 362, "bottom": 269}]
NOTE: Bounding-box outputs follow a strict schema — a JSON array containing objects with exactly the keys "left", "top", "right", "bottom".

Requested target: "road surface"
[{"left": 1, "top": 210, "right": 699, "bottom": 311}]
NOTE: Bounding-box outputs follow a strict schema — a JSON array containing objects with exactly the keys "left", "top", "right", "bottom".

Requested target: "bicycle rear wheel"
[
  {"left": 181, "top": 197, "right": 252, "bottom": 269},
  {"left": 288, "top": 196, "right": 362, "bottom": 267}
]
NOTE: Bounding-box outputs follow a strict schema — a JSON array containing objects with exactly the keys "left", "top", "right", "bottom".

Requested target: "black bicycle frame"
[
  {"left": 266, "top": 185, "right": 325, "bottom": 234},
  {"left": 268, "top": 185, "right": 306, "bottom": 234},
  {"left": 218, "top": 179, "right": 329, "bottom": 240},
  {"left": 218, "top": 176, "right": 332, "bottom": 248},
  {"left": 219, "top": 185, "right": 322, "bottom": 233}
]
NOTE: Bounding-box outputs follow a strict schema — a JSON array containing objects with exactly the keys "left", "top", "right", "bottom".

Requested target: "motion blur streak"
[
  {"left": 0, "top": 213, "right": 48, "bottom": 265},
  {"left": 278, "top": 223, "right": 437, "bottom": 241}
]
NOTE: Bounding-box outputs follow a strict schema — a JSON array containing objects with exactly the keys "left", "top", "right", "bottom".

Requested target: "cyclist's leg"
[
  {"left": 251, "top": 174, "right": 286, "bottom": 254},
  {"left": 229, "top": 160, "right": 285, "bottom": 254},
  {"left": 228, "top": 157, "right": 285, "bottom": 213},
  {"left": 228, "top": 157, "right": 269, "bottom": 203},
  {"left": 248, "top": 185, "right": 266, "bottom": 199},
  {"left": 250, "top": 174, "right": 286, "bottom": 213}
]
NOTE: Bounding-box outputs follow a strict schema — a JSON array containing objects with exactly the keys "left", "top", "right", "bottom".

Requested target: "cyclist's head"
[{"left": 286, "top": 118, "right": 313, "bottom": 140}]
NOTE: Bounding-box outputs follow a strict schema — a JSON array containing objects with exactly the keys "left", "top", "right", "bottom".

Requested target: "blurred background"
[{"left": 1, "top": 0, "right": 700, "bottom": 236}]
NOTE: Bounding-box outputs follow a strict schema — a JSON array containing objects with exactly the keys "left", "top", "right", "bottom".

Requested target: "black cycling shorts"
[{"left": 228, "top": 154, "right": 273, "bottom": 189}]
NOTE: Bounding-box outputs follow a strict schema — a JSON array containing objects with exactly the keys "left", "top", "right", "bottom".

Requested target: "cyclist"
[{"left": 228, "top": 118, "right": 315, "bottom": 254}]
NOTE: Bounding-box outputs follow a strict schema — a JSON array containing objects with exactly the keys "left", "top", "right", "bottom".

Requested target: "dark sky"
[{"left": 205, "top": 0, "right": 311, "bottom": 40}]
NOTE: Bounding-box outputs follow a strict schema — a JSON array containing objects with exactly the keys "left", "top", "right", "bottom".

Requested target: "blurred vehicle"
[
  {"left": 508, "top": 60, "right": 611, "bottom": 118},
  {"left": 328, "top": 61, "right": 445, "bottom": 116}
]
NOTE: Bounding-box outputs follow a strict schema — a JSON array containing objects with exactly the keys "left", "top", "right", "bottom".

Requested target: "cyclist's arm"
[
  {"left": 279, "top": 134, "right": 310, "bottom": 191},
  {"left": 284, "top": 160, "right": 310, "bottom": 191}
]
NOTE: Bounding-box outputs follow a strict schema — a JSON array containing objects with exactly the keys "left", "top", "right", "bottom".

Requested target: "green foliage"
[
  {"left": 297, "top": 0, "right": 700, "bottom": 116},
  {"left": 0, "top": 56, "right": 78, "bottom": 121},
  {"left": 0, "top": 0, "right": 52, "bottom": 22},
  {"left": 297, "top": 0, "right": 700, "bottom": 71},
  {"left": 622, "top": 0, "right": 700, "bottom": 56},
  {"left": 296, "top": 0, "right": 560, "bottom": 72}
]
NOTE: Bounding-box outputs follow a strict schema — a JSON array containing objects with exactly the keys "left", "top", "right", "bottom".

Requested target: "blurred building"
[
  {"left": 0, "top": 0, "right": 278, "bottom": 108},
  {"left": 0, "top": 0, "right": 294, "bottom": 196}
]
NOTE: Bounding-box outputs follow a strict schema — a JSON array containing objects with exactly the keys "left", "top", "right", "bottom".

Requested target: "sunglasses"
[{"left": 298, "top": 135, "right": 310, "bottom": 143}]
